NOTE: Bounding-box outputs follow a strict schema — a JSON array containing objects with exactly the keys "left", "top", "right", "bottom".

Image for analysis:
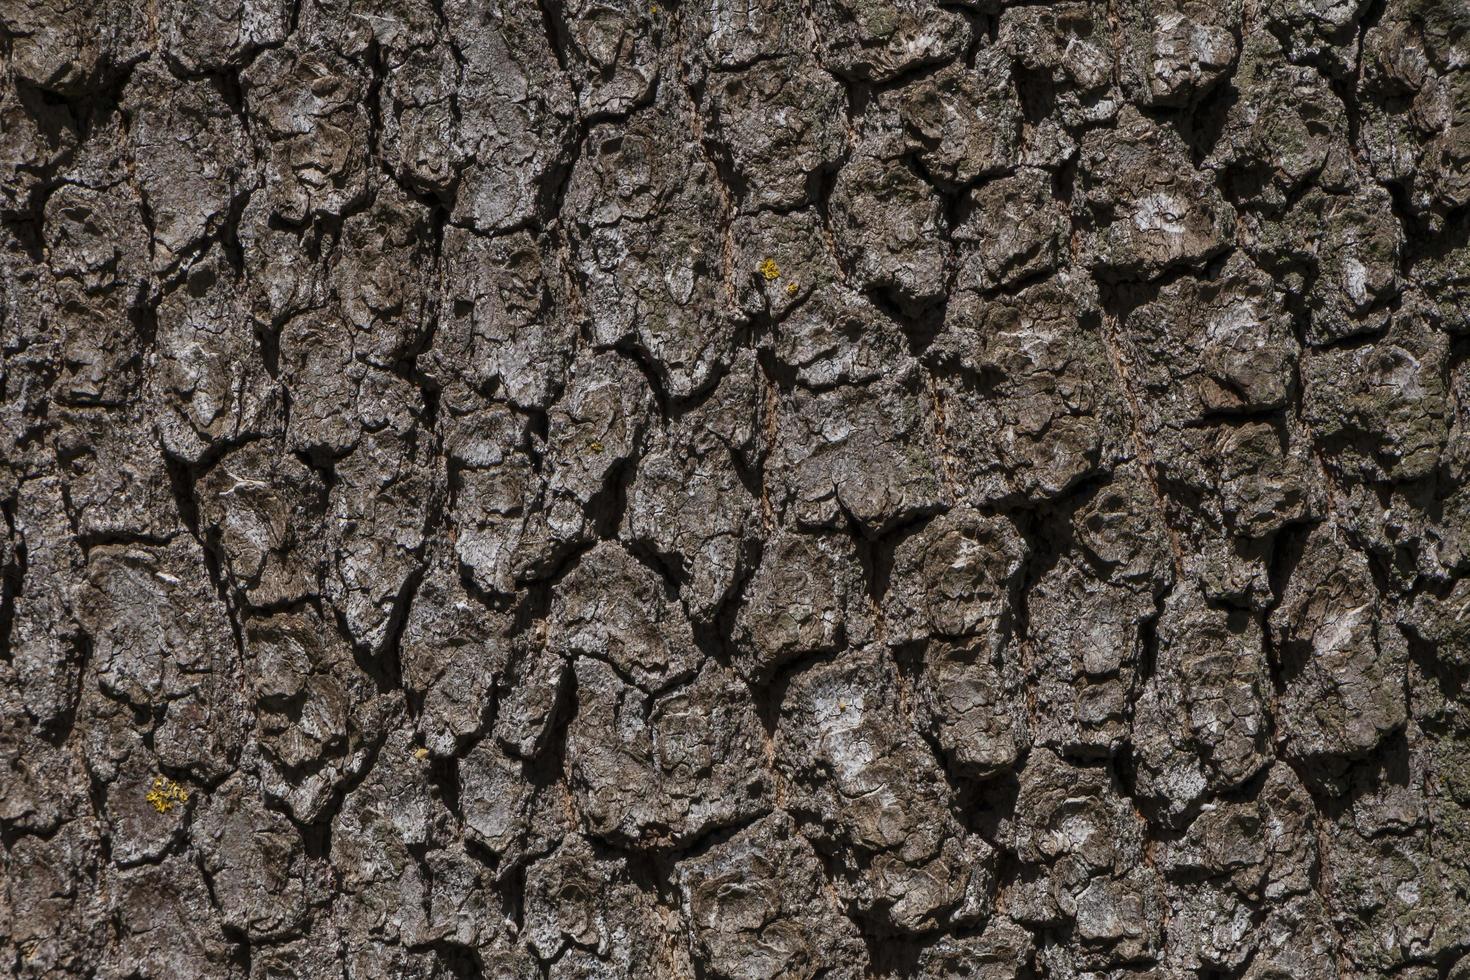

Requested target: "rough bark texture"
[{"left": 2, "top": 0, "right": 1470, "bottom": 977}]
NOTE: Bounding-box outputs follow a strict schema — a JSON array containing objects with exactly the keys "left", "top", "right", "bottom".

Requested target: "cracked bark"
[{"left": 3, "top": 0, "right": 1470, "bottom": 977}]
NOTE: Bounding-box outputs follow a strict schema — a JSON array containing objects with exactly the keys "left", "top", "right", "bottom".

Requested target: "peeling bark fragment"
[
  {"left": 333, "top": 186, "right": 438, "bottom": 368},
  {"left": 243, "top": 609, "right": 396, "bottom": 823},
  {"left": 1252, "top": 182, "right": 1405, "bottom": 347},
  {"left": 193, "top": 774, "right": 312, "bottom": 941},
  {"left": 494, "top": 633, "right": 571, "bottom": 759},
  {"left": 324, "top": 408, "right": 438, "bottom": 652},
  {"left": 811, "top": 0, "right": 972, "bottom": 83},
  {"left": 244, "top": 47, "right": 373, "bottom": 223},
  {"left": 566, "top": 658, "right": 769, "bottom": 850},
  {"left": 1154, "top": 587, "right": 1274, "bottom": 792},
  {"left": 566, "top": 98, "right": 736, "bottom": 400},
  {"left": 1271, "top": 526, "right": 1408, "bottom": 770},
  {"left": 523, "top": 834, "right": 682, "bottom": 978},
  {"left": 939, "top": 273, "right": 1128, "bottom": 506},
  {"left": 1078, "top": 107, "right": 1236, "bottom": 279},
  {"left": 699, "top": 55, "right": 846, "bottom": 213},
  {"left": 1117, "top": 0, "right": 1241, "bottom": 107},
  {"left": 733, "top": 528, "right": 862, "bottom": 682},
  {"left": 556, "top": 0, "right": 663, "bottom": 118},
  {"left": 773, "top": 362, "right": 949, "bottom": 533},
  {"left": 1414, "top": 229, "right": 1470, "bottom": 335},
  {"left": 55, "top": 405, "right": 178, "bottom": 542},
  {"left": 444, "top": 0, "right": 576, "bottom": 231},
  {"left": 777, "top": 647, "right": 998, "bottom": 934},
  {"left": 0, "top": 710, "right": 86, "bottom": 837},
  {"left": 830, "top": 148, "right": 949, "bottom": 313},
  {"left": 1119, "top": 253, "right": 1297, "bottom": 424},
  {"left": 1325, "top": 733, "right": 1470, "bottom": 972},
  {"left": 916, "top": 637, "right": 1030, "bottom": 778},
  {"left": 677, "top": 811, "right": 868, "bottom": 978}
]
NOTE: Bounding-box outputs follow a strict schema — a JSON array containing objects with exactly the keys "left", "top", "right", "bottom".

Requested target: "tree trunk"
[{"left": 3, "top": 0, "right": 1469, "bottom": 976}]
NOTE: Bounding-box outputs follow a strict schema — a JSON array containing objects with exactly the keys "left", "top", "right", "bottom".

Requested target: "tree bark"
[{"left": 3, "top": 0, "right": 1470, "bottom": 976}]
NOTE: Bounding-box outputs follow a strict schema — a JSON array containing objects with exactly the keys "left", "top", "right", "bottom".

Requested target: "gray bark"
[{"left": 2, "top": 0, "right": 1470, "bottom": 976}]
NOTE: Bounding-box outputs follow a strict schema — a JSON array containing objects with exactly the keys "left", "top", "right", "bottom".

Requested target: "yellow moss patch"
[
  {"left": 758, "top": 258, "right": 781, "bottom": 281},
  {"left": 146, "top": 776, "right": 190, "bottom": 814}
]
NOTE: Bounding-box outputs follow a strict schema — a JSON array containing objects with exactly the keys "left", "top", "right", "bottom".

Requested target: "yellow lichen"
[
  {"left": 758, "top": 258, "right": 781, "bottom": 281},
  {"left": 785, "top": 280, "right": 799, "bottom": 296},
  {"left": 146, "top": 776, "right": 190, "bottom": 814},
  {"left": 414, "top": 746, "right": 431, "bottom": 760},
  {"left": 589, "top": 439, "right": 605, "bottom": 453}
]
